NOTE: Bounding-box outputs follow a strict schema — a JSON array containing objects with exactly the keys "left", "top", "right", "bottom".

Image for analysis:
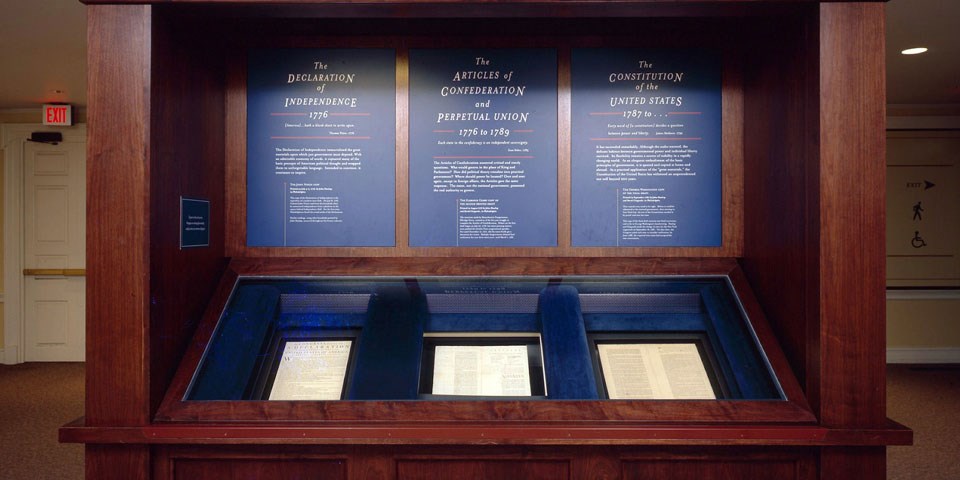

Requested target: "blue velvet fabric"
[
  {"left": 582, "top": 313, "right": 706, "bottom": 332},
  {"left": 347, "top": 285, "right": 427, "bottom": 400},
  {"left": 277, "top": 313, "right": 367, "bottom": 330},
  {"left": 700, "top": 284, "right": 780, "bottom": 399},
  {"left": 188, "top": 285, "right": 280, "bottom": 400},
  {"left": 538, "top": 285, "right": 598, "bottom": 399},
  {"left": 425, "top": 314, "right": 539, "bottom": 332}
]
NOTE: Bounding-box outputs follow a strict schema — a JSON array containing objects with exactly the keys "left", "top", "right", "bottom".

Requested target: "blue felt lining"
[
  {"left": 582, "top": 313, "right": 706, "bottom": 332},
  {"left": 700, "top": 319, "right": 743, "bottom": 398},
  {"left": 277, "top": 313, "right": 367, "bottom": 330},
  {"left": 425, "top": 313, "right": 539, "bottom": 332},
  {"left": 700, "top": 284, "right": 780, "bottom": 399},
  {"left": 538, "top": 285, "right": 598, "bottom": 399},
  {"left": 188, "top": 285, "right": 280, "bottom": 400},
  {"left": 347, "top": 286, "right": 427, "bottom": 400}
]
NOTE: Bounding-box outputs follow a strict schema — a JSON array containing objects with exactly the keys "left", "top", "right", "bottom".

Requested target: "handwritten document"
[
  {"left": 269, "top": 340, "right": 352, "bottom": 400},
  {"left": 598, "top": 343, "right": 715, "bottom": 400},
  {"left": 432, "top": 345, "right": 532, "bottom": 396}
]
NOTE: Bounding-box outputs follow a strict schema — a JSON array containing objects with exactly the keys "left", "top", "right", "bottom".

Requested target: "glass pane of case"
[{"left": 186, "top": 276, "right": 784, "bottom": 401}]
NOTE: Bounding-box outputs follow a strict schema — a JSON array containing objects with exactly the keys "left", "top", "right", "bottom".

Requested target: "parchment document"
[
  {"left": 432, "top": 345, "right": 532, "bottom": 396},
  {"left": 598, "top": 343, "right": 716, "bottom": 400},
  {"left": 269, "top": 340, "right": 352, "bottom": 400}
]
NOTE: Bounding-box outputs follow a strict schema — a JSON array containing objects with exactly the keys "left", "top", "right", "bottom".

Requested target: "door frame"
[{"left": 1, "top": 123, "right": 86, "bottom": 364}]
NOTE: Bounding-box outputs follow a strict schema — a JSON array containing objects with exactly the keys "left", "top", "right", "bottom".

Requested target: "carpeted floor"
[
  {"left": 0, "top": 362, "right": 84, "bottom": 480},
  {"left": 0, "top": 362, "right": 957, "bottom": 479},
  {"left": 886, "top": 364, "right": 960, "bottom": 480}
]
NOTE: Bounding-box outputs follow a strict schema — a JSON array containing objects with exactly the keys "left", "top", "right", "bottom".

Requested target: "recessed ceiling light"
[{"left": 901, "top": 47, "right": 928, "bottom": 55}]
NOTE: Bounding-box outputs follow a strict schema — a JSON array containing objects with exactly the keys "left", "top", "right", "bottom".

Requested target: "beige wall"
[
  {"left": 888, "top": 297, "right": 960, "bottom": 348},
  {"left": 0, "top": 111, "right": 24, "bottom": 349},
  {"left": 886, "top": 123, "right": 960, "bottom": 359}
]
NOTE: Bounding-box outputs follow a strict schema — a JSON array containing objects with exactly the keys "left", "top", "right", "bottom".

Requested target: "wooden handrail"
[{"left": 23, "top": 268, "right": 86, "bottom": 277}]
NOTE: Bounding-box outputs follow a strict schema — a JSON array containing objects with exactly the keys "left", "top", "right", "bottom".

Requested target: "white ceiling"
[{"left": 0, "top": 0, "right": 957, "bottom": 109}]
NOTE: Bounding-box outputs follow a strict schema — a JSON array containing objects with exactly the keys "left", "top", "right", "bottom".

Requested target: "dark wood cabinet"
[{"left": 64, "top": 1, "right": 910, "bottom": 478}]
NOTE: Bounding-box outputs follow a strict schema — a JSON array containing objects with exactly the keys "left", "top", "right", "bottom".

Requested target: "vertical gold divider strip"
[
  {"left": 396, "top": 46, "right": 411, "bottom": 251},
  {"left": 557, "top": 46, "right": 573, "bottom": 251}
]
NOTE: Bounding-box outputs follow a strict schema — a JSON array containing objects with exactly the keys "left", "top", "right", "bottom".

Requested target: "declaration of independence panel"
[{"left": 247, "top": 48, "right": 396, "bottom": 247}]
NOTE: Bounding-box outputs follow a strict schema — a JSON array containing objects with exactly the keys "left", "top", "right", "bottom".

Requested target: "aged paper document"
[
  {"left": 598, "top": 343, "right": 716, "bottom": 400},
  {"left": 269, "top": 340, "right": 352, "bottom": 400},
  {"left": 432, "top": 345, "right": 532, "bottom": 396}
]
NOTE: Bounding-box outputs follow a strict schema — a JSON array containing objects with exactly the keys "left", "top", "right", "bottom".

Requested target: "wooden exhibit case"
[{"left": 62, "top": 0, "right": 912, "bottom": 478}]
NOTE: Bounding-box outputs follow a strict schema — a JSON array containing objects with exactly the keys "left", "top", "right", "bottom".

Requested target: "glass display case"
[
  {"left": 187, "top": 276, "right": 783, "bottom": 403},
  {"left": 149, "top": 263, "right": 814, "bottom": 431}
]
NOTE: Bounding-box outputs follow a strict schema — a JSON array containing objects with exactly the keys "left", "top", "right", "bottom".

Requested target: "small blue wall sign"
[{"left": 180, "top": 197, "right": 210, "bottom": 249}]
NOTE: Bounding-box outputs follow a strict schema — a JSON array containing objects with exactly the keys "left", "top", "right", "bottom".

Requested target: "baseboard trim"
[
  {"left": 887, "top": 347, "right": 960, "bottom": 364},
  {"left": 1, "top": 346, "right": 18, "bottom": 365}
]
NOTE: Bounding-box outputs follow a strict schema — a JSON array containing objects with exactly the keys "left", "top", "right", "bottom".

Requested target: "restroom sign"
[{"left": 43, "top": 104, "right": 72, "bottom": 126}]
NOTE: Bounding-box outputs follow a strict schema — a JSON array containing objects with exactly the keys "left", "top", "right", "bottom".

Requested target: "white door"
[{"left": 22, "top": 139, "right": 86, "bottom": 362}]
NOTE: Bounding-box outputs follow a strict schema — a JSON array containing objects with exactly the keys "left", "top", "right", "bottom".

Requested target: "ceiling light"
[{"left": 901, "top": 47, "right": 928, "bottom": 55}]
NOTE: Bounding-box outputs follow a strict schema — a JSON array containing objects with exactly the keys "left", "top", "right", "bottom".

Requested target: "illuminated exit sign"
[{"left": 43, "top": 104, "right": 72, "bottom": 126}]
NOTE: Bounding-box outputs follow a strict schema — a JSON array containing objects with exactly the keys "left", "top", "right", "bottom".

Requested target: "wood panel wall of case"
[{"left": 64, "top": 1, "right": 911, "bottom": 479}]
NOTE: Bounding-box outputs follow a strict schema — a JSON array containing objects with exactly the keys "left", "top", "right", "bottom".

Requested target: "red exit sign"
[{"left": 43, "top": 104, "right": 73, "bottom": 126}]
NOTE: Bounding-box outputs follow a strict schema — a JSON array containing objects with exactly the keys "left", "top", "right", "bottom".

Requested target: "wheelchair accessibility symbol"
[{"left": 912, "top": 231, "right": 927, "bottom": 249}]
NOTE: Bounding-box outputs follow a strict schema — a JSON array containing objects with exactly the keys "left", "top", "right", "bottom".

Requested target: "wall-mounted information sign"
[
  {"left": 180, "top": 197, "right": 210, "bottom": 249},
  {"left": 247, "top": 49, "right": 396, "bottom": 247},
  {"left": 409, "top": 49, "right": 558, "bottom": 247},
  {"left": 886, "top": 134, "right": 960, "bottom": 287},
  {"left": 571, "top": 49, "right": 722, "bottom": 247}
]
